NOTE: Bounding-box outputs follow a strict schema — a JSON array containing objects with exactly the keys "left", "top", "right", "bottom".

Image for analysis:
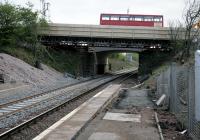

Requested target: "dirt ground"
[
  {"left": 141, "top": 73, "right": 191, "bottom": 140},
  {"left": 157, "top": 110, "right": 191, "bottom": 140}
]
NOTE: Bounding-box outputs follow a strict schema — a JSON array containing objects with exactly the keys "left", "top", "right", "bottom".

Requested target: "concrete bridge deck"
[{"left": 40, "top": 23, "right": 174, "bottom": 40}]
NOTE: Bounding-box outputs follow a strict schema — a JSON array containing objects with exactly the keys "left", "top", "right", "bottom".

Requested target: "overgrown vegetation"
[
  {"left": 109, "top": 53, "right": 126, "bottom": 61},
  {"left": 108, "top": 53, "right": 139, "bottom": 71},
  {"left": 0, "top": 45, "right": 81, "bottom": 74},
  {"left": 0, "top": 1, "right": 48, "bottom": 67},
  {"left": 41, "top": 48, "right": 81, "bottom": 74},
  {"left": 108, "top": 53, "right": 139, "bottom": 62},
  {"left": 0, "top": 45, "right": 35, "bottom": 65}
]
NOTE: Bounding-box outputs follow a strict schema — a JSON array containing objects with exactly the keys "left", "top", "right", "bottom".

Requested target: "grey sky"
[{"left": 10, "top": 0, "right": 186, "bottom": 26}]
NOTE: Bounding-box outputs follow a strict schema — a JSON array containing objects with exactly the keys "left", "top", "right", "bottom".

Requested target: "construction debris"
[{"left": 156, "top": 94, "right": 166, "bottom": 106}]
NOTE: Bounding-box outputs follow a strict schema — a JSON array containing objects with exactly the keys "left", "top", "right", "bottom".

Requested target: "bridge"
[
  {"left": 41, "top": 23, "right": 172, "bottom": 40},
  {"left": 39, "top": 23, "right": 184, "bottom": 76},
  {"left": 39, "top": 23, "right": 178, "bottom": 52}
]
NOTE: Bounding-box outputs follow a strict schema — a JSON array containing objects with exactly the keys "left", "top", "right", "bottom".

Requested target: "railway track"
[
  {"left": 0, "top": 75, "right": 108, "bottom": 109},
  {"left": 0, "top": 76, "right": 111, "bottom": 118},
  {"left": 0, "top": 76, "right": 116, "bottom": 130},
  {"left": 0, "top": 71, "right": 137, "bottom": 140}
]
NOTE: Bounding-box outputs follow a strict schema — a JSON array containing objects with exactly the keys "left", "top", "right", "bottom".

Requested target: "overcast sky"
[{"left": 9, "top": 0, "right": 187, "bottom": 26}]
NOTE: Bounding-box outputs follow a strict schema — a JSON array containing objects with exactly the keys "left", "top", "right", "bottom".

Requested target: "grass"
[
  {"left": 42, "top": 48, "right": 81, "bottom": 74},
  {"left": 108, "top": 58, "right": 138, "bottom": 71},
  {"left": 0, "top": 46, "right": 139, "bottom": 75},
  {"left": 108, "top": 52, "right": 139, "bottom": 72},
  {"left": 0, "top": 46, "right": 35, "bottom": 65},
  {"left": 143, "top": 62, "right": 171, "bottom": 89}
]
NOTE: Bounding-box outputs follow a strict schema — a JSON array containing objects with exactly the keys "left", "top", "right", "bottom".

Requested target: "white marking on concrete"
[
  {"left": 88, "top": 132, "right": 121, "bottom": 140},
  {"left": 103, "top": 112, "right": 141, "bottom": 122},
  {"left": 33, "top": 84, "right": 121, "bottom": 140},
  {"left": 33, "top": 101, "right": 89, "bottom": 140}
]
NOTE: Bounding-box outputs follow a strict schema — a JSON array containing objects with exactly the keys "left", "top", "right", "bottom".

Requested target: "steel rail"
[
  {"left": 0, "top": 75, "right": 107, "bottom": 108},
  {"left": 0, "top": 71, "right": 136, "bottom": 139},
  {"left": 0, "top": 76, "right": 112, "bottom": 119}
]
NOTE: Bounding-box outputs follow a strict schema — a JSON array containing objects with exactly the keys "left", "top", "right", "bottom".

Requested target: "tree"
[
  {"left": 0, "top": 2, "right": 18, "bottom": 45},
  {"left": 183, "top": 0, "right": 200, "bottom": 58},
  {"left": 169, "top": 21, "right": 184, "bottom": 56},
  {"left": 0, "top": 1, "right": 49, "bottom": 68},
  {"left": 17, "top": 4, "right": 38, "bottom": 47},
  {"left": 169, "top": 0, "right": 200, "bottom": 61}
]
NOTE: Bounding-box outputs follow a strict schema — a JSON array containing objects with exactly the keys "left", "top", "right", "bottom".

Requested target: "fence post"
[
  {"left": 169, "top": 62, "right": 177, "bottom": 113},
  {"left": 195, "top": 50, "right": 200, "bottom": 121}
]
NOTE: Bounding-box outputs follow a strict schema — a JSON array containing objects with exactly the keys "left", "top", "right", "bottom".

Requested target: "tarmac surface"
[{"left": 76, "top": 89, "right": 159, "bottom": 140}]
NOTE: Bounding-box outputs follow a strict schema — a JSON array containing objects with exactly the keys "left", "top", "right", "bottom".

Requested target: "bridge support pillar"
[
  {"left": 78, "top": 50, "right": 109, "bottom": 76},
  {"left": 96, "top": 53, "right": 108, "bottom": 74},
  {"left": 79, "top": 49, "right": 96, "bottom": 77}
]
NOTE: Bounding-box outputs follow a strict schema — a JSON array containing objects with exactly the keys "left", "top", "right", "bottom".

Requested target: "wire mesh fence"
[
  {"left": 156, "top": 67, "right": 170, "bottom": 107},
  {"left": 188, "top": 66, "right": 200, "bottom": 140},
  {"left": 156, "top": 63, "right": 200, "bottom": 140}
]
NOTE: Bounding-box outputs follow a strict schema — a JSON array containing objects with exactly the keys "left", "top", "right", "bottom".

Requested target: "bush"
[{"left": 0, "top": 2, "right": 48, "bottom": 64}]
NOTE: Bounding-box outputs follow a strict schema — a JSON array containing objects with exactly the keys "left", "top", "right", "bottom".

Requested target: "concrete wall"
[
  {"left": 79, "top": 49, "right": 96, "bottom": 77},
  {"left": 78, "top": 51, "right": 109, "bottom": 76},
  {"left": 96, "top": 52, "right": 110, "bottom": 74}
]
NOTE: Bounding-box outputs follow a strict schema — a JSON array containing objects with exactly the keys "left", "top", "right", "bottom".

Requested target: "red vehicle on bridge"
[{"left": 100, "top": 13, "right": 164, "bottom": 27}]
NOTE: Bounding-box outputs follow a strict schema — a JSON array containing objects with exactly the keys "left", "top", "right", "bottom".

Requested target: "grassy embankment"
[
  {"left": 0, "top": 46, "right": 139, "bottom": 75},
  {"left": 108, "top": 58, "right": 138, "bottom": 71},
  {"left": 142, "top": 62, "right": 171, "bottom": 89},
  {"left": 0, "top": 46, "right": 80, "bottom": 75}
]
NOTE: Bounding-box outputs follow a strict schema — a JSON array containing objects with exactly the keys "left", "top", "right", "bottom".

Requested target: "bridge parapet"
[{"left": 40, "top": 23, "right": 180, "bottom": 40}]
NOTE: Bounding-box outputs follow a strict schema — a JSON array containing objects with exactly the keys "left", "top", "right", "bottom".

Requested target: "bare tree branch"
[
  {"left": 183, "top": 0, "right": 200, "bottom": 58},
  {"left": 169, "top": 0, "right": 200, "bottom": 62}
]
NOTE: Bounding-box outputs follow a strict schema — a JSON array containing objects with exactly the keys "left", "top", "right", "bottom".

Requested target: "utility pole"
[
  {"left": 127, "top": 8, "right": 130, "bottom": 14},
  {"left": 40, "top": 0, "right": 50, "bottom": 21}
]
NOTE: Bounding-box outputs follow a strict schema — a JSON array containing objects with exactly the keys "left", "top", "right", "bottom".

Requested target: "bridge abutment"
[
  {"left": 79, "top": 49, "right": 96, "bottom": 77},
  {"left": 78, "top": 50, "right": 109, "bottom": 76},
  {"left": 96, "top": 53, "right": 108, "bottom": 74}
]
